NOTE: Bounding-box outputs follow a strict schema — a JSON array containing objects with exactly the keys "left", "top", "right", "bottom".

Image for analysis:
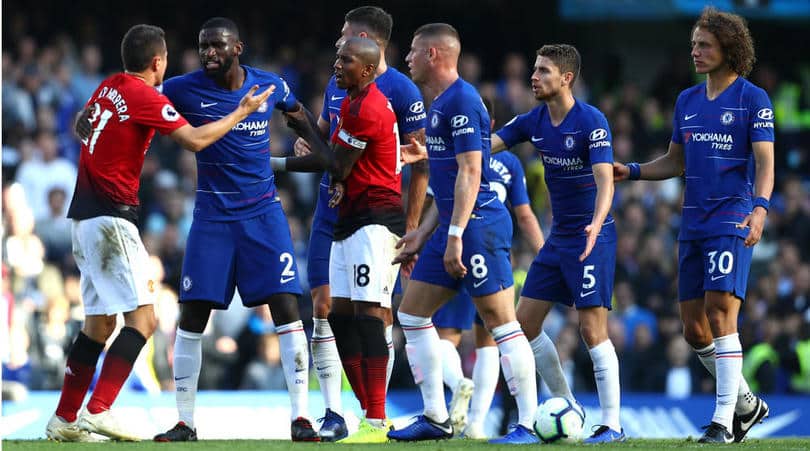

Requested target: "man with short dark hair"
[
  {"left": 153, "top": 17, "right": 326, "bottom": 443},
  {"left": 47, "top": 23, "right": 271, "bottom": 442},
  {"left": 615, "top": 7, "right": 774, "bottom": 443}
]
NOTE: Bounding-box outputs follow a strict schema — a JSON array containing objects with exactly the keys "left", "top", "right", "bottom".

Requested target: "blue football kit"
[
  {"left": 433, "top": 151, "right": 531, "bottom": 330},
  {"left": 162, "top": 66, "right": 303, "bottom": 306},
  {"left": 410, "top": 78, "right": 514, "bottom": 297},
  {"left": 672, "top": 77, "right": 774, "bottom": 301},
  {"left": 308, "top": 67, "right": 425, "bottom": 289},
  {"left": 496, "top": 100, "right": 616, "bottom": 309}
]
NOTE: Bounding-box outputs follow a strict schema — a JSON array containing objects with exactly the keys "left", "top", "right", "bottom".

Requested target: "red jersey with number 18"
[
  {"left": 330, "top": 82, "right": 404, "bottom": 241},
  {"left": 67, "top": 73, "right": 187, "bottom": 223}
]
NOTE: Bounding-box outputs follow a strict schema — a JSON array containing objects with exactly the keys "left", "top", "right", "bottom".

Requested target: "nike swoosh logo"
[
  {"left": 280, "top": 276, "right": 296, "bottom": 284},
  {"left": 711, "top": 275, "right": 727, "bottom": 281},
  {"left": 684, "top": 113, "right": 698, "bottom": 120},
  {"left": 430, "top": 420, "right": 453, "bottom": 434},
  {"left": 330, "top": 95, "right": 344, "bottom": 101},
  {"left": 200, "top": 101, "right": 218, "bottom": 108},
  {"left": 530, "top": 136, "right": 544, "bottom": 142},
  {"left": 473, "top": 278, "right": 488, "bottom": 288},
  {"left": 580, "top": 290, "right": 596, "bottom": 298},
  {"left": 174, "top": 376, "right": 190, "bottom": 381}
]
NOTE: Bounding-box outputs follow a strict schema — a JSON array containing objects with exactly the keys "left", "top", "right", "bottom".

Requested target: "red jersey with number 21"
[
  {"left": 67, "top": 73, "right": 187, "bottom": 221},
  {"left": 330, "top": 82, "right": 404, "bottom": 240}
]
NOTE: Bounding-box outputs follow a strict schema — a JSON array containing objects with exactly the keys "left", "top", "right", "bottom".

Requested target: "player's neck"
[
  {"left": 125, "top": 71, "right": 154, "bottom": 86},
  {"left": 375, "top": 55, "right": 388, "bottom": 77},
  {"left": 705, "top": 68, "right": 738, "bottom": 100},
  {"left": 216, "top": 64, "right": 246, "bottom": 91},
  {"left": 427, "top": 68, "right": 459, "bottom": 100},
  {"left": 545, "top": 93, "right": 575, "bottom": 126},
  {"left": 348, "top": 80, "right": 373, "bottom": 99}
]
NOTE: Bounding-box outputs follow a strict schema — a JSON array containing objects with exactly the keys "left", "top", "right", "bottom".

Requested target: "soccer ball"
[{"left": 533, "top": 397, "right": 585, "bottom": 443}]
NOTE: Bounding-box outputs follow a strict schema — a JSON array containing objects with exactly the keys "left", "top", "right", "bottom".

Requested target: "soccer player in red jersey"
[
  {"left": 45, "top": 24, "right": 271, "bottom": 442},
  {"left": 282, "top": 36, "right": 403, "bottom": 443}
]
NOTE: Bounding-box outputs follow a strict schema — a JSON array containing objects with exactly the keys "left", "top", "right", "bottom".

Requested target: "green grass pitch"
[{"left": 3, "top": 439, "right": 809, "bottom": 451}]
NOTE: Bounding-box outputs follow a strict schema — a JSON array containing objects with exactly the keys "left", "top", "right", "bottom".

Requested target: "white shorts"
[
  {"left": 72, "top": 216, "right": 156, "bottom": 316},
  {"left": 329, "top": 224, "right": 400, "bottom": 308}
]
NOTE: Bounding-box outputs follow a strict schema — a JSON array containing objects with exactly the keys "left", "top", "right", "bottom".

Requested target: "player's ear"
[
  {"left": 562, "top": 71, "right": 574, "bottom": 88},
  {"left": 235, "top": 40, "right": 244, "bottom": 56}
]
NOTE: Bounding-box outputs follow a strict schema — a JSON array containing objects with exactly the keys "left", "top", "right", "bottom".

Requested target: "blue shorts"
[
  {"left": 678, "top": 235, "right": 752, "bottom": 302},
  {"left": 411, "top": 211, "right": 514, "bottom": 297},
  {"left": 306, "top": 186, "right": 337, "bottom": 289},
  {"left": 180, "top": 204, "right": 303, "bottom": 308},
  {"left": 521, "top": 233, "right": 616, "bottom": 309},
  {"left": 432, "top": 289, "right": 483, "bottom": 330}
]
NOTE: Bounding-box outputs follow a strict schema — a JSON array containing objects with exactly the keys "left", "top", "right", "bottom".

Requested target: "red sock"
[
  {"left": 342, "top": 354, "right": 368, "bottom": 410},
  {"left": 55, "top": 332, "right": 104, "bottom": 422},
  {"left": 363, "top": 355, "right": 389, "bottom": 420},
  {"left": 86, "top": 327, "right": 146, "bottom": 414}
]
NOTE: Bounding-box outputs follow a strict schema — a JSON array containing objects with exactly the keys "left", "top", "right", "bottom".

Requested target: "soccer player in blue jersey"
[
  {"left": 432, "top": 98, "right": 545, "bottom": 439},
  {"left": 271, "top": 6, "right": 427, "bottom": 441},
  {"left": 386, "top": 23, "right": 538, "bottom": 445},
  {"left": 489, "top": 44, "right": 623, "bottom": 444},
  {"left": 614, "top": 8, "right": 774, "bottom": 443},
  {"left": 153, "top": 17, "right": 323, "bottom": 442}
]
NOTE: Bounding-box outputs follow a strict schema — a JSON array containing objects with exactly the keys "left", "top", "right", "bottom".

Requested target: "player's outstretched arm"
[
  {"left": 400, "top": 136, "right": 428, "bottom": 164},
  {"left": 514, "top": 203, "right": 544, "bottom": 254},
  {"left": 739, "top": 140, "right": 774, "bottom": 247},
  {"left": 403, "top": 129, "right": 429, "bottom": 232},
  {"left": 171, "top": 84, "right": 274, "bottom": 152},
  {"left": 274, "top": 105, "right": 333, "bottom": 173},
  {"left": 581, "top": 162, "right": 614, "bottom": 262},
  {"left": 393, "top": 199, "right": 439, "bottom": 272},
  {"left": 620, "top": 140, "right": 685, "bottom": 182}
]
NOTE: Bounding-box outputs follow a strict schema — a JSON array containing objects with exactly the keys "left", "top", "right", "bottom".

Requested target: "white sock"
[
  {"left": 530, "top": 331, "right": 574, "bottom": 401},
  {"left": 694, "top": 342, "right": 755, "bottom": 414},
  {"left": 712, "top": 333, "right": 743, "bottom": 430},
  {"left": 311, "top": 318, "right": 342, "bottom": 414},
  {"left": 174, "top": 329, "right": 202, "bottom": 428},
  {"left": 276, "top": 320, "right": 309, "bottom": 420},
  {"left": 588, "top": 339, "right": 621, "bottom": 432},
  {"left": 468, "top": 346, "right": 499, "bottom": 429},
  {"left": 386, "top": 324, "right": 394, "bottom": 393},
  {"left": 439, "top": 339, "right": 464, "bottom": 390},
  {"left": 492, "top": 321, "right": 537, "bottom": 430},
  {"left": 398, "top": 311, "right": 448, "bottom": 422}
]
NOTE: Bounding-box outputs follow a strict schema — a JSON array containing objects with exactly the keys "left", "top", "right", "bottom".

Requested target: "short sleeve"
[
  {"left": 331, "top": 101, "right": 378, "bottom": 151},
  {"left": 748, "top": 87, "right": 775, "bottom": 143},
  {"left": 586, "top": 112, "right": 613, "bottom": 165},
  {"left": 495, "top": 111, "right": 532, "bottom": 149},
  {"left": 274, "top": 78, "right": 298, "bottom": 112},
  {"left": 131, "top": 87, "right": 188, "bottom": 135},
  {"left": 392, "top": 80, "right": 426, "bottom": 135},
  {"left": 450, "top": 96, "right": 484, "bottom": 154}
]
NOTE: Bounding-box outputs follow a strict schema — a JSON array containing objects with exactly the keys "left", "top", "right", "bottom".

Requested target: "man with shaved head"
[
  {"left": 387, "top": 23, "right": 540, "bottom": 444},
  {"left": 271, "top": 8, "right": 428, "bottom": 440},
  {"left": 277, "top": 36, "right": 406, "bottom": 443}
]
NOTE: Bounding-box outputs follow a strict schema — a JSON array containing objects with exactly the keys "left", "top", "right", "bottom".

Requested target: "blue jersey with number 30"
[{"left": 671, "top": 77, "right": 774, "bottom": 241}]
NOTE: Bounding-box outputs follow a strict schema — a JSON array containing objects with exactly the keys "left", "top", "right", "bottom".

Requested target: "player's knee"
[
  {"left": 311, "top": 286, "right": 331, "bottom": 318},
  {"left": 579, "top": 323, "right": 606, "bottom": 347},
  {"left": 83, "top": 316, "right": 117, "bottom": 343},
  {"left": 268, "top": 293, "right": 301, "bottom": 325},
  {"left": 682, "top": 322, "right": 712, "bottom": 348}
]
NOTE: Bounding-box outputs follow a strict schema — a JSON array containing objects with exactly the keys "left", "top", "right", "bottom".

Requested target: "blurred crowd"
[{"left": 3, "top": 22, "right": 810, "bottom": 403}]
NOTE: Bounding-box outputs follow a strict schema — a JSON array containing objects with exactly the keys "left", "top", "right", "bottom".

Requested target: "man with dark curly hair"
[{"left": 614, "top": 7, "right": 774, "bottom": 444}]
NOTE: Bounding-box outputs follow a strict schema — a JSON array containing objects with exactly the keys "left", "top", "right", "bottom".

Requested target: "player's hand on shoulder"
[
  {"left": 328, "top": 181, "right": 345, "bottom": 208},
  {"left": 400, "top": 137, "right": 428, "bottom": 165},
  {"left": 293, "top": 137, "right": 312, "bottom": 156},
  {"left": 74, "top": 105, "right": 94, "bottom": 141},
  {"left": 612, "top": 162, "right": 629, "bottom": 182},
  {"left": 738, "top": 208, "right": 767, "bottom": 247},
  {"left": 238, "top": 84, "right": 275, "bottom": 114}
]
